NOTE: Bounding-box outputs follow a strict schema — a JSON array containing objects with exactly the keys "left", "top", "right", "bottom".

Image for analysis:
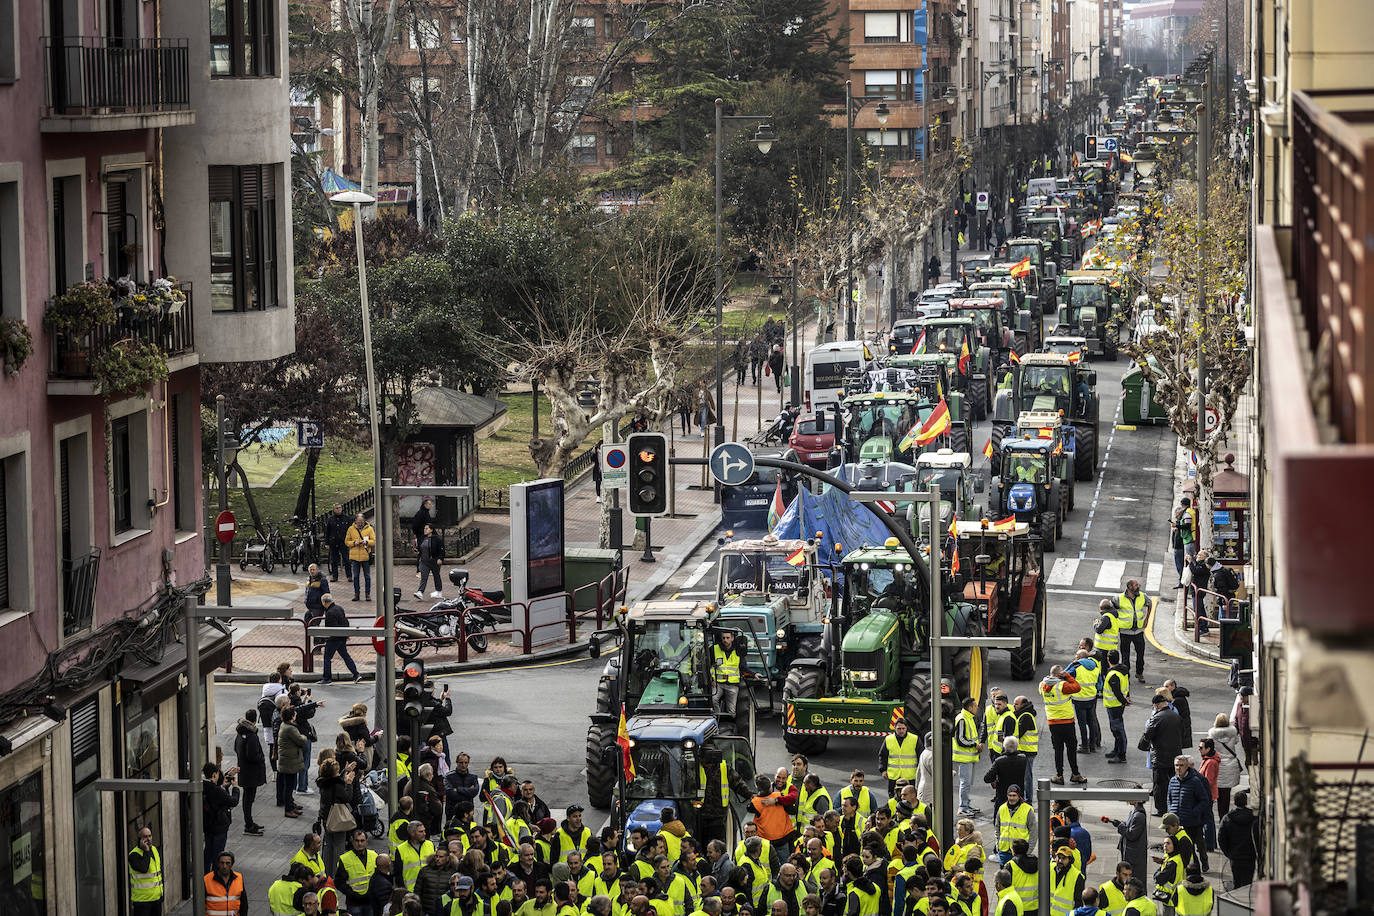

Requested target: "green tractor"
[
  {"left": 585, "top": 601, "right": 759, "bottom": 808},
  {"left": 916, "top": 317, "right": 993, "bottom": 421},
  {"left": 1000, "top": 236, "right": 1060, "bottom": 306},
  {"left": 840, "top": 388, "right": 967, "bottom": 464},
  {"left": 781, "top": 537, "right": 986, "bottom": 755},
  {"left": 954, "top": 519, "right": 1048, "bottom": 680},
  {"left": 1056, "top": 272, "right": 1127, "bottom": 359},
  {"left": 990, "top": 353, "right": 1100, "bottom": 482},
  {"left": 884, "top": 354, "right": 972, "bottom": 453},
  {"left": 1026, "top": 214, "right": 1079, "bottom": 269},
  {"left": 967, "top": 276, "right": 1043, "bottom": 353},
  {"left": 947, "top": 296, "right": 1017, "bottom": 368},
  {"left": 913, "top": 448, "right": 986, "bottom": 536}
]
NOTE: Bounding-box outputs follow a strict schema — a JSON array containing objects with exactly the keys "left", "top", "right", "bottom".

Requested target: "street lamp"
[
  {"left": 329, "top": 188, "right": 399, "bottom": 813},
  {"left": 768, "top": 265, "right": 802, "bottom": 405},
  {"left": 714, "top": 98, "right": 776, "bottom": 451}
]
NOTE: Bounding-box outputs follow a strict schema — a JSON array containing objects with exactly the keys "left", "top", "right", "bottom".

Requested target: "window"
[
  {"left": 50, "top": 173, "right": 83, "bottom": 295},
  {"left": 71, "top": 698, "right": 103, "bottom": 915},
  {"left": 208, "top": 164, "right": 279, "bottom": 312},
  {"left": 410, "top": 19, "right": 441, "bottom": 49},
  {"left": 0, "top": 0, "right": 14, "bottom": 81},
  {"left": 567, "top": 75, "right": 594, "bottom": 107},
  {"left": 0, "top": 770, "right": 44, "bottom": 911},
  {"left": 571, "top": 134, "right": 597, "bottom": 164},
  {"left": 58, "top": 430, "right": 96, "bottom": 637},
  {"left": 104, "top": 175, "right": 141, "bottom": 281},
  {"left": 865, "top": 12, "right": 903, "bottom": 43},
  {"left": 570, "top": 16, "right": 596, "bottom": 38},
  {"left": 864, "top": 70, "right": 899, "bottom": 100},
  {"left": 108, "top": 407, "right": 149, "bottom": 538},
  {"left": 449, "top": 17, "right": 463, "bottom": 42},
  {"left": 122, "top": 691, "right": 161, "bottom": 855},
  {"left": 0, "top": 174, "right": 20, "bottom": 320},
  {"left": 171, "top": 392, "right": 196, "bottom": 532},
  {"left": 0, "top": 450, "right": 30, "bottom": 614},
  {"left": 210, "top": 0, "right": 277, "bottom": 78}
]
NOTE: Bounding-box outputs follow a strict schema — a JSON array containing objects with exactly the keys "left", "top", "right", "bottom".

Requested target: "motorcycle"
[{"left": 393, "top": 569, "right": 504, "bottom": 657}]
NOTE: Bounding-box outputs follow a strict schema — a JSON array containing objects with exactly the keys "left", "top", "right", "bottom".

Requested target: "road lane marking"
[
  {"left": 1048, "top": 588, "right": 1115, "bottom": 597},
  {"left": 1145, "top": 562, "right": 1164, "bottom": 594},
  {"left": 1048, "top": 558, "right": 1080, "bottom": 586},
  {"left": 1095, "top": 560, "right": 1127, "bottom": 590},
  {"left": 680, "top": 559, "right": 715, "bottom": 589},
  {"left": 1080, "top": 392, "right": 1125, "bottom": 557}
]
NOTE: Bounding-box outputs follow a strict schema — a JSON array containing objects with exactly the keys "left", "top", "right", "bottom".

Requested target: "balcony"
[
  {"left": 48, "top": 282, "right": 197, "bottom": 396},
  {"left": 61, "top": 550, "right": 101, "bottom": 638},
  {"left": 41, "top": 37, "right": 195, "bottom": 133}
]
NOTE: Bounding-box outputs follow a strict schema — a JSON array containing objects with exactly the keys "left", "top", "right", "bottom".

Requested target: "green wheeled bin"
[{"left": 1121, "top": 358, "right": 1170, "bottom": 424}]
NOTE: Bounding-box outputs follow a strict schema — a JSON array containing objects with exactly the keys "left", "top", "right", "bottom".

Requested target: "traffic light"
[
  {"left": 627, "top": 432, "right": 668, "bottom": 517},
  {"left": 401, "top": 659, "right": 426, "bottom": 720},
  {"left": 1085, "top": 135, "right": 1098, "bottom": 161}
]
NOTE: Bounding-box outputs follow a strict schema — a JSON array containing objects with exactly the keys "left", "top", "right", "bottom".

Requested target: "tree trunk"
[
  {"left": 293, "top": 447, "right": 322, "bottom": 520},
  {"left": 231, "top": 457, "right": 264, "bottom": 531}
]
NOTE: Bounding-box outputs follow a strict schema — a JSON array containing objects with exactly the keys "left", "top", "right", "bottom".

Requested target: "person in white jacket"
[{"left": 1208, "top": 713, "right": 1244, "bottom": 813}]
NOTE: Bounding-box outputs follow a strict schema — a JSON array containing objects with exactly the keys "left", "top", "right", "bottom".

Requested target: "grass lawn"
[
  {"left": 480, "top": 393, "right": 584, "bottom": 492},
  {"left": 235, "top": 431, "right": 302, "bottom": 485},
  {"left": 212, "top": 439, "right": 377, "bottom": 532}
]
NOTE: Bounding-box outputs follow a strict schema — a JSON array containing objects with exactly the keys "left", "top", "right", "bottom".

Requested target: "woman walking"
[{"left": 415, "top": 523, "right": 444, "bottom": 600}]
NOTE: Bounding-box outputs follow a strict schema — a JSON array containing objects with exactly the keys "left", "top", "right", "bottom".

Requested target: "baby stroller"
[{"left": 359, "top": 769, "right": 387, "bottom": 837}]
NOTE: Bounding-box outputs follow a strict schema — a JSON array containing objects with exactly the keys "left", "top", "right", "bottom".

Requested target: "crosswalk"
[{"left": 1044, "top": 556, "right": 1165, "bottom": 597}]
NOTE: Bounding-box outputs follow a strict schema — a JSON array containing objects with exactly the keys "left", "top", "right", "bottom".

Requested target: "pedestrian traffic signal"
[
  {"left": 401, "top": 659, "right": 426, "bottom": 719},
  {"left": 1085, "top": 135, "right": 1098, "bottom": 160},
  {"left": 627, "top": 432, "right": 668, "bottom": 517}
]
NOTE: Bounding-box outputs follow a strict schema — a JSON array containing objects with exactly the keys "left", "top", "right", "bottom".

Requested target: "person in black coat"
[
  {"left": 1139, "top": 694, "right": 1185, "bottom": 815},
  {"left": 288, "top": 684, "right": 324, "bottom": 795},
  {"left": 318, "top": 758, "right": 358, "bottom": 873},
  {"left": 1218, "top": 790, "right": 1258, "bottom": 887},
  {"left": 767, "top": 346, "right": 785, "bottom": 395},
  {"left": 234, "top": 710, "right": 268, "bottom": 835},
  {"left": 1163, "top": 679, "right": 1193, "bottom": 745},
  {"left": 427, "top": 683, "right": 454, "bottom": 758},
  {"left": 202, "top": 763, "right": 241, "bottom": 872},
  {"left": 323, "top": 504, "right": 353, "bottom": 583},
  {"left": 983, "top": 737, "right": 1030, "bottom": 807},
  {"left": 411, "top": 498, "right": 435, "bottom": 573}
]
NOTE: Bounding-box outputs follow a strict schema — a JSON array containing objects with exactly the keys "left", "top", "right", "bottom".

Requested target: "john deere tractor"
[
  {"left": 947, "top": 297, "right": 1016, "bottom": 368},
  {"left": 781, "top": 538, "right": 985, "bottom": 756},
  {"left": 953, "top": 519, "right": 1048, "bottom": 680},
  {"left": 990, "top": 353, "right": 1100, "bottom": 482},
  {"left": 1000, "top": 237, "right": 1060, "bottom": 305},
  {"left": 585, "top": 601, "right": 761, "bottom": 808},
  {"left": 1057, "top": 272, "right": 1127, "bottom": 359}
]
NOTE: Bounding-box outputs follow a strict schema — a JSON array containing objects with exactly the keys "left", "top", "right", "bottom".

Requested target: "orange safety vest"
[{"left": 205, "top": 871, "right": 245, "bottom": 916}]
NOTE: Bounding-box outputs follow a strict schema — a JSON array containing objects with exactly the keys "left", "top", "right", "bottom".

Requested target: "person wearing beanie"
[{"left": 1217, "top": 791, "right": 1258, "bottom": 889}]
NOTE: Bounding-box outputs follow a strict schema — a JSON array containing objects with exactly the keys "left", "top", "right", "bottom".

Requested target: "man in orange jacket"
[
  {"left": 1040, "top": 667, "right": 1087, "bottom": 785},
  {"left": 750, "top": 775, "right": 797, "bottom": 860}
]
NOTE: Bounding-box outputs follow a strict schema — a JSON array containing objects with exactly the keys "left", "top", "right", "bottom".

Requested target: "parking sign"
[{"left": 296, "top": 420, "right": 324, "bottom": 448}]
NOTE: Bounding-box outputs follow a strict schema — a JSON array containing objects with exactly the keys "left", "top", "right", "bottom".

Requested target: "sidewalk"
[{"left": 217, "top": 340, "right": 797, "bottom": 681}]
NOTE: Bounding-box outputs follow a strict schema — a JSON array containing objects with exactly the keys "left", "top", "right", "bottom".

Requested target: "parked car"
[
  {"left": 888, "top": 319, "right": 926, "bottom": 354},
  {"left": 788, "top": 412, "right": 840, "bottom": 469},
  {"left": 721, "top": 447, "right": 799, "bottom": 530},
  {"left": 1133, "top": 308, "right": 1165, "bottom": 343}
]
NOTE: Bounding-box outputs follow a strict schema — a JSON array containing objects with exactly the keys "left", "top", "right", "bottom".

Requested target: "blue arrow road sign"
[
  {"left": 709, "top": 442, "right": 755, "bottom": 487},
  {"left": 1101, "top": 137, "right": 1119, "bottom": 152}
]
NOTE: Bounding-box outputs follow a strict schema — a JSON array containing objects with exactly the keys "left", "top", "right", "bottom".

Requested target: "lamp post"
[
  {"left": 844, "top": 79, "right": 890, "bottom": 340},
  {"left": 767, "top": 261, "right": 801, "bottom": 405},
  {"left": 714, "top": 100, "right": 777, "bottom": 451},
  {"left": 329, "top": 189, "right": 400, "bottom": 814}
]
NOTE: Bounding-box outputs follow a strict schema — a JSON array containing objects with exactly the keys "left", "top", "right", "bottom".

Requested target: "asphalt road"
[{"left": 212, "top": 300, "right": 1239, "bottom": 897}]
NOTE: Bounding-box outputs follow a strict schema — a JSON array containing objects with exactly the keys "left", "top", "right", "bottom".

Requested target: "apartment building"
[
  {"left": 1245, "top": 0, "right": 1374, "bottom": 908},
  {"left": 0, "top": 0, "right": 294, "bottom": 911}
]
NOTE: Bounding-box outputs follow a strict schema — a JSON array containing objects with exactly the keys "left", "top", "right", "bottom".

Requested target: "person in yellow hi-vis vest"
[
  {"left": 129, "top": 828, "right": 164, "bottom": 916},
  {"left": 952, "top": 697, "right": 982, "bottom": 817},
  {"left": 880, "top": 720, "right": 920, "bottom": 797}
]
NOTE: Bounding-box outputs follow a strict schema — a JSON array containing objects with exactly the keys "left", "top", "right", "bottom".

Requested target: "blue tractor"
[{"left": 990, "top": 438, "right": 1068, "bottom": 551}]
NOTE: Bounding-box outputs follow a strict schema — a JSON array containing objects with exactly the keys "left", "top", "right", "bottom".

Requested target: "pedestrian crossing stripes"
[
  {"left": 1046, "top": 557, "right": 1167, "bottom": 596},
  {"left": 680, "top": 559, "right": 715, "bottom": 589}
]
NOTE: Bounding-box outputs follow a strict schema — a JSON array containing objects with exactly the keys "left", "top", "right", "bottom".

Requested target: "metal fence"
[
  {"left": 49, "top": 283, "right": 196, "bottom": 379},
  {"left": 44, "top": 36, "right": 191, "bottom": 116}
]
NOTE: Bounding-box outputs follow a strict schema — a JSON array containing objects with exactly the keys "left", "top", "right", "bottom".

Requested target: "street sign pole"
[
  {"left": 215, "top": 396, "right": 232, "bottom": 607},
  {"left": 1035, "top": 780, "right": 1151, "bottom": 915}
]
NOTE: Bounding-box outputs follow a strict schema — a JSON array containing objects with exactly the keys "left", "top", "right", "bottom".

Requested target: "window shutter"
[
  {"left": 0, "top": 464, "right": 8, "bottom": 608},
  {"left": 208, "top": 165, "right": 234, "bottom": 201},
  {"left": 60, "top": 439, "right": 71, "bottom": 563},
  {"left": 71, "top": 696, "right": 99, "bottom": 761},
  {"left": 240, "top": 165, "right": 261, "bottom": 207}
]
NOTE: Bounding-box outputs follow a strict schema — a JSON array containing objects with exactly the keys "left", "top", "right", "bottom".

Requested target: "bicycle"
[
  {"left": 239, "top": 522, "right": 275, "bottom": 574},
  {"left": 265, "top": 521, "right": 288, "bottom": 568},
  {"left": 288, "top": 516, "right": 319, "bottom": 574}
]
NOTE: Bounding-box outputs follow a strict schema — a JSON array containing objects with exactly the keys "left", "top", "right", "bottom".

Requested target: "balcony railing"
[
  {"left": 1290, "top": 89, "right": 1374, "bottom": 444},
  {"left": 44, "top": 36, "right": 190, "bottom": 117},
  {"left": 49, "top": 282, "right": 195, "bottom": 380},
  {"left": 62, "top": 549, "right": 101, "bottom": 637}
]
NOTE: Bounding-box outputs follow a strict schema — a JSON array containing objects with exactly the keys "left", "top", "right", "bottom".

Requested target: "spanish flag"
[
  {"left": 958, "top": 340, "right": 971, "bottom": 375},
  {"left": 1009, "top": 257, "right": 1032, "bottom": 279},
  {"left": 863, "top": 343, "right": 874, "bottom": 361},
  {"left": 767, "top": 477, "right": 785, "bottom": 529},
  {"left": 617, "top": 704, "right": 636, "bottom": 779},
  {"left": 1009, "top": 350, "right": 1021, "bottom": 364},
  {"left": 1067, "top": 349, "right": 1083, "bottom": 363},
  {"left": 948, "top": 515, "right": 958, "bottom": 539},
  {"left": 950, "top": 545, "right": 961, "bottom": 576},
  {"left": 901, "top": 398, "right": 952, "bottom": 450},
  {"left": 983, "top": 439, "right": 994, "bottom": 459},
  {"left": 785, "top": 546, "right": 805, "bottom": 566},
  {"left": 1120, "top": 151, "right": 1134, "bottom": 163},
  {"left": 990, "top": 515, "right": 1017, "bottom": 532}
]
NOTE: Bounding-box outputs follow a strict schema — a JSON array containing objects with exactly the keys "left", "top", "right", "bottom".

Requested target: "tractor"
[
  {"left": 1025, "top": 214, "right": 1079, "bottom": 268},
  {"left": 967, "top": 276, "right": 1043, "bottom": 353},
  {"left": 1000, "top": 236, "right": 1060, "bottom": 305},
  {"left": 884, "top": 354, "right": 972, "bottom": 453},
  {"left": 915, "top": 317, "right": 993, "bottom": 421},
  {"left": 989, "top": 438, "right": 1068, "bottom": 551},
  {"left": 947, "top": 297, "right": 1017, "bottom": 368},
  {"left": 1004, "top": 410, "right": 1078, "bottom": 514},
  {"left": 715, "top": 534, "right": 830, "bottom": 691},
  {"left": 954, "top": 519, "right": 1048, "bottom": 680},
  {"left": 912, "top": 448, "right": 985, "bottom": 536},
  {"left": 585, "top": 601, "right": 760, "bottom": 809},
  {"left": 781, "top": 537, "right": 986, "bottom": 756},
  {"left": 840, "top": 390, "right": 964, "bottom": 465},
  {"left": 990, "top": 353, "right": 1100, "bottom": 482},
  {"left": 1057, "top": 272, "right": 1127, "bottom": 359}
]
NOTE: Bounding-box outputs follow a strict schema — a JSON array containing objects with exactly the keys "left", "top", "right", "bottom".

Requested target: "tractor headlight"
[
  {"left": 860, "top": 563, "right": 871, "bottom": 571},
  {"left": 776, "top": 628, "right": 787, "bottom": 640},
  {"left": 683, "top": 739, "right": 696, "bottom": 749},
  {"left": 851, "top": 670, "right": 879, "bottom": 682}
]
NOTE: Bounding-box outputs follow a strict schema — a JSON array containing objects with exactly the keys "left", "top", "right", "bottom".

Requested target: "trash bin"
[
  {"left": 500, "top": 548, "right": 622, "bottom": 611},
  {"left": 1121, "top": 359, "right": 1169, "bottom": 424}
]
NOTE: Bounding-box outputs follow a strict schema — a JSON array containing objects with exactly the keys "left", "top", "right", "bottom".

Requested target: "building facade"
[{"left": 0, "top": 0, "right": 293, "bottom": 912}]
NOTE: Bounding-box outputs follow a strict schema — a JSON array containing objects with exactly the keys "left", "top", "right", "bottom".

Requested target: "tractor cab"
[
  {"left": 1058, "top": 272, "right": 1125, "bottom": 359},
  {"left": 913, "top": 317, "right": 993, "bottom": 421},
  {"left": 913, "top": 448, "right": 983, "bottom": 535},
  {"left": 1042, "top": 335, "right": 1089, "bottom": 361},
  {"left": 715, "top": 534, "right": 829, "bottom": 687},
  {"left": 990, "top": 438, "right": 1066, "bottom": 550},
  {"left": 1012, "top": 410, "right": 1078, "bottom": 499},
  {"left": 992, "top": 353, "right": 1100, "bottom": 484},
  {"left": 841, "top": 392, "right": 928, "bottom": 465},
  {"left": 616, "top": 602, "right": 718, "bottom": 710},
  {"left": 947, "top": 297, "right": 1014, "bottom": 364}
]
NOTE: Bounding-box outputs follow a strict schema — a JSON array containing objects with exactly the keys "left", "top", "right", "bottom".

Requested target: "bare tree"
[{"left": 340, "top": 0, "right": 403, "bottom": 218}]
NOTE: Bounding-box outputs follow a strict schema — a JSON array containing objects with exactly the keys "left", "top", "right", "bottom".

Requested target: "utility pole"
[
  {"left": 845, "top": 80, "right": 855, "bottom": 340},
  {"left": 1196, "top": 97, "right": 1209, "bottom": 454}
]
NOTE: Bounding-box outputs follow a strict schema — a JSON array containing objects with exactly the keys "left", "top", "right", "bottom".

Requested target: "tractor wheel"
[
  {"left": 970, "top": 377, "right": 989, "bottom": 421},
  {"left": 595, "top": 678, "right": 615, "bottom": 715},
  {"left": 1075, "top": 424, "right": 1097, "bottom": 482},
  {"left": 904, "top": 671, "right": 933, "bottom": 743},
  {"left": 585, "top": 722, "right": 619, "bottom": 810},
  {"left": 989, "top": 425, "right": 1009, "bottom": 476},
  {"left": 1041, "top": 512, "right": 1058, "bottom": 552},
  {"left": 951, "top": 645, "right": 986, "bottom": 709},
  {"left": 783, "top": 666, "right": 829, "bottom": 756},
  {"left": 794, "top": 635, "right": 822, "bottom": 662},
  {"left": 1013, "top": 332, "right": 1030, "bottom": 358},
  {"left": 1009, "top": 610, "right": 1038, "bottom": 681},
  {"left": 951, "top": 425, "right": 970, "bottom": 455}
]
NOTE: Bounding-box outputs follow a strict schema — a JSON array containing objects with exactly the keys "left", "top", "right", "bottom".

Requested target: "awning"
[
  {"left": 0, "top": 714, "right": 62, "bottom": 756},
  {"left": 120, "top": 625, "right": 232, "bottom": 707}
]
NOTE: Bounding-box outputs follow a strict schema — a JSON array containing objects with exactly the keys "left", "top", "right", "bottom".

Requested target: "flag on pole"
[
  {"left": 766, "top": 478, "right": 785, "bottom": 530},
  {"left": 910, "top": 330, "right": 926, "bottom": 355},
  {"left": 1009, "top": 350, "right": 1021, "bottom": 364},
  {"left": 900, "top": 398, "right": 952, "bottom": 451},
  {"left": 958, "top": 340, "right": 971, "bottom": 375},
  {"left": 1119, "top": 151, "right": 1134, "bottom": 163},
  {"left": 617, "top": 704, "right": 636, "bottom": 780},
  {"left": 785, "top": 546, "right": 805, "bottom": 566},
  {"left": 1067, "top": 349, "right": 1083, "bottom": 363},
  {"left": 990, "top": 515, "right": 1017, "bottom": 532},
  {"left": 1009, "top": 257, "right": 1032, "bottom": 278},
  {"left": 948, "top": 515, "right": 958, "bottom": 540}
]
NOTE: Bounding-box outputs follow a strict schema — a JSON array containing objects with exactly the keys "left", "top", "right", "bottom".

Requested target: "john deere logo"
[{"left": 809, "top": 711, "right": 882, "bottom": 728}]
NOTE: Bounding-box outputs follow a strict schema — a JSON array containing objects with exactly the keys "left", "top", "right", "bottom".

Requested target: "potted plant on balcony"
[
  {"left": 0, "top": 316, "right": 33, "bottom": 377},
  {"left": 91, "top": 337, "right": 168, "bottom": 398},
  {"left": 43, "top": 280, "right": 116, "bottom": 376}
]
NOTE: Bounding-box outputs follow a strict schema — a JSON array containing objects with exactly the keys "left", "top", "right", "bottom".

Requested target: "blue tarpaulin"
[{"left": 769, "top": 483, "right": 894, "bottom": 573}]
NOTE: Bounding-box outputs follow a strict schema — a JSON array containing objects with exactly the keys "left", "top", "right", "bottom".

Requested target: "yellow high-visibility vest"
[
  {"left": 848, "top": 884, "right": 880, "bottom": 916},
  {"left": 1009, "top": 860, "right": 1038, "bottom": 912},
  {"left": 1098, "top": 881, "right": 1128, "bottom": 916},
  {"left": 1050, "top": 865, "right": 1082, "bottom": 916},
  {"left": 1175, "top": 885, "right": 1215, "bottom": 916},
  {"left": 997, "top": 802, "right": 1032, "bottom": 851},
  {"left": 1103, "top": 669, "right": 1130, "bottom": 709},
  {"left": 339, "top": 848, "right": 378, "bottom": 896},
  {"left": 713, "top": 646, "right": 741, "bottom": 684},
  {"left": 953, "top": 710, "right": 980, "bottom": 763},
  {"left": 128, "top": 846, "right": 163, "bottom": 903}
]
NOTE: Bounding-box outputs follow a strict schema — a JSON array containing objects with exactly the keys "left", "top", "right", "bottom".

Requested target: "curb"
[
  {"left": 627, "top": 510, "right": 725, "bottom": 603},
  {"left": 1165, "top": 434, "right": 1228, "bottom": 667}
]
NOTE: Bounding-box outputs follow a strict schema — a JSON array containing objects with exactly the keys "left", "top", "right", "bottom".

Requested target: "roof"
[
  {"left": 412, "top": 386, "right": 507, "bottom": 429},
  {"left": 955, "top": 519, "right": 1029, "bottom": 537},
  {"left": 1045, "top": 336, "right": 1089, "bottom": 346},
  {"left": 625, "top": 714, "right": 718, "bottom": 744},
  {"left": 1016, "top": 410, "right": 1064, "bottom": 428},
  {"left": 1019, "top": 353, "right": 1073, "bottom": 367},
  {"left": 626, "top": 600, "right": 711, "bottom": 621},
  {"left": 720, "top": 534, "right": 808, "bottom": 554}
]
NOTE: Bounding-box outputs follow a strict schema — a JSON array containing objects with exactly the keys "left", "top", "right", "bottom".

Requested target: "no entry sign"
[{"left": 215, "top": 510, "right": 236, "bottom": 544}]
